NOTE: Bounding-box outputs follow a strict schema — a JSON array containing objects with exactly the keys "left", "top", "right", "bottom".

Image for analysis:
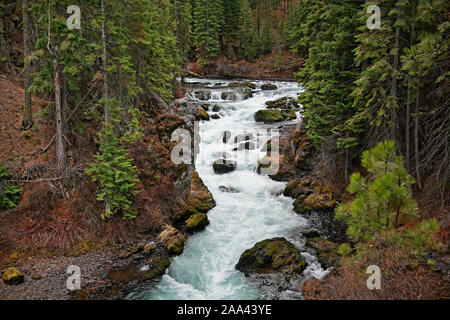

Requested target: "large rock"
[
  {"left": 306, "top": 238, "right": 340, "bottom": 269},
  {"left": 266, "top": 97, "right": 300, "bottom": 109},
  {"left": 2, "top": 267, "right": 24, "bottom": 285},
  {"left": 228, "top": 82, "right": 256, "bottom": 89},
  {"left": 185, "top": 212, "right": 210, "bottom": 233},
  {"left": 198, "top": 106, "right": 210, "bottom": 121},
  {"left": 236, "top": 238, "right": 308, "bottom": 277},
  {"left": 254, "top": 110, "right": 284, "bottom": 123},
  {"left": 261, "top": 83, "right": 278, "bottom": 91},
  {"left": 284, "top": 176, "right": 337, "bottom": 214},
  {"left": 254, "top": 109, "right": 297, "bottom": 123},
  {"left": 213, "top": 159, "right": 237, "bottom": 174},
  {"left": 158, "top": 226, "right": 186, "bottom": 255},
  {"left": 173, "top": 171, "right": 216, "bottom": 221}
]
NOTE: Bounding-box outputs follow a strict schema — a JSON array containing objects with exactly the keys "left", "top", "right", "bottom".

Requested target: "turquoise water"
[{"left": 139, "top": 79, "right": 314, "bottom": 300}]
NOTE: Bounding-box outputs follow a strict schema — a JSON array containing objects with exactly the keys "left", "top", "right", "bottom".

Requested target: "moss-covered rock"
[
  {"left": 143, "top": 257, "right": 171, "bottom": 280},
  {"left": 2, "top": 267, "right": 24, "bottom": 285},
  {"left": 254, "top": 110, "right": 284, "bottom": 123},
  {"left": 236, "top": 238, "right": 307, "bottom": 277},
  {"left": 158, "top": 226, "right": 186, "bottom": 255},
  {"left": 198, "top": 106, "right": 210, "bottom": 121},
  {"left": 228, "top": 82, "right": 256, "bottom": 89},
  {"left": 261, "top": 83, "right": 278, "bottom": 91},
  {"left": 265, "top": 97, "right": 300, "bottom": 109},
  {"left": 173, "top": 171, "right": 216, "bottom": 222},
  {"left": 185, "top": 212, "right": 210, "bottom": 233},
  {"left": 285, "top": 176, "right": 337, "bottom": 214},
  {"left": 306, "top": 237, "right": 340, "bottom": 269},
  {"left": 281, "top": 109, "right": 297, "bottom": 121},
  {"left": 293, "top": 191, "right": 336, "bottom": 214},
  {"left": 213, "top": 159, "right": 237, "bottom": 174}
]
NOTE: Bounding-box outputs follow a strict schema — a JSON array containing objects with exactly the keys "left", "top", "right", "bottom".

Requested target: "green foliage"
[
  {"left": 0, "top": 164, "right": 22, "bottom": 210},
  {"left": 335, "top": 141, "right": 419, "bottom": 241},
  {"left": 293, "top": 0, "right": 361, "bottom": 149},
  {"left": 192, "top": 0, "right": 224, "bottom": 64},
  {"left": 392, "top": 219, "right": 443, "bottom": 257},
  {"left": 86, "top": 125, "right": 140, "bottom": 220},
  {"left": 237, "top": 0, "right": 259, "bottom": 61},
  {"left": 337, "top": 243, "right": 352, "bottom": 257}
]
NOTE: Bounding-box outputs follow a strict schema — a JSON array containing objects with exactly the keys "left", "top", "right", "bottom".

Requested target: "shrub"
[{"left": 0, "top": 163, "right": 22, "bottom": 210}]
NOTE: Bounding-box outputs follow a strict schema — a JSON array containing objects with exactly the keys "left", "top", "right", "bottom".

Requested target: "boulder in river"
[
  {"left": 284, "top": 176, "right": 337, "bottom": 214},
  {"left": 281, "top": 109, "right": 297, "bottom": 121},
  {"left": 185, "top": 213, "right": 210, "bottom": 233},
  {"left": 213, "top": 159, "right": 237, "bottom": 174},
  {"left": 223, "top": 131, "right": 231, "bottom": 143},
  {"left": 158, "top": 226, "right": 185, "bottom": 255},
  {"left": 236, "top": 238, "right": 308, "bottom": 277},
  {"left": 265, "top": 97, "right": 300, "bottom": 110},
  {"left": 261, "top": 83, "right": 278, "bottom": 91},
  {"left": 2, "top": 267, "right": 24, "bottom": 285},
  {"left": 198, "top": 106, "right": 210, "bottom": 121},
  {"left": 211, "top": 114, "right": 220, "bottom": 120},
  {"left": 306, "top": 237, "right": 340, "bottom": 269},
  {"left": 254, "top": 110, "right": 284, "bottom": 123},
  {"left": 228, "top": 82, "right": 256, "bottom": 89},
  {"left": 212, "top": 105, "right": 221, "bottom": 112}
]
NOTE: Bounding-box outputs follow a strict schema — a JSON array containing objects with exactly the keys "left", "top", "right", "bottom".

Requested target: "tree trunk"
[
  {"left": 101, "top": 0, "right": 109, "bottom": 124},
  {"left": 53, "top": 49, "right": 66, "bottom": 173},
  {"left": 390, "top": 27, "right": 400, "bottom": 142},
  {"left": 22, "top": 0, "right": 33, "bottom": 130},
  {"left": 415, "top": 94, "right": 422, "bottom": 190}
]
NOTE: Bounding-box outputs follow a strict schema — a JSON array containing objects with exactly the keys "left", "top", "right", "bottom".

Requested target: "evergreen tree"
[
  {"left": 238, "top": 0, "right": 259, "bottom": 61},
  {"left": 295, "top": 0, "right": 360, "bottom": 170},
  {"left": 86, "top": 123, "right": 140, "bottom": 220},
  {"left": 192, "top": 0, "right": 224, "bottom": 65},
  {"left": 221, "top": 0, "right": 240, "bottom": 49},
  {"left": 335, "top": 141, "right": 419, "bottom": 242}
]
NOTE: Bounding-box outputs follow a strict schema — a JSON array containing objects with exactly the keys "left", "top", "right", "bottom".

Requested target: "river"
[{"left": 132, "top": 78, "right": 328, "bottom": 300}]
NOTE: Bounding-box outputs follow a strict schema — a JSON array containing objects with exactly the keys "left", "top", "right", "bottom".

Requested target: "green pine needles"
[
  {"left": 0, "top": 163, "right": 22, "bottom": 210},
  {"left": 86, "top": 125, "right": 140, "bottom": 220},
  {"left": 336, "top": 141, "right": 419, "bottom": 241}
]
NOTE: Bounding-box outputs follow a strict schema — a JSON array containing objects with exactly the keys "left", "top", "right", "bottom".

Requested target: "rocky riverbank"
[{"left": 0, "top": 86, "right": 217, "bottom": 300}]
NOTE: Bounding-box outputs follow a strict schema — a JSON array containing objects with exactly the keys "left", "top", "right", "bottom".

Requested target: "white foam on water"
[{"left": 142, "top": 79, "right": 324, "bottom": 300}]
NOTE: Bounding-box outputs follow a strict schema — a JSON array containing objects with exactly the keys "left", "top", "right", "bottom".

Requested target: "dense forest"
[{"left": 0, "top": 0, "right": 448, "bottom": 300}]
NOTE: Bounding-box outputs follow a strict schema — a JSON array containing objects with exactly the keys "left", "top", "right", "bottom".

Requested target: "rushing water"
[{"left": 134, "top": 79, "right": 327, "bottom": 300}]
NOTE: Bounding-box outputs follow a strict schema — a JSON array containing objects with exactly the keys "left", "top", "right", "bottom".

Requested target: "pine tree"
[
  {"left": 335, "top": 141, "right": 419, "bottom": 242},
  {"left": 238, "top": 0, "right": 259, "bottom": 61},
  {"left": 86, "top": 124, "right": 140, "bottom": 220},
  {"left": 192, "top": 0, "right": 224, "bottom": 65},
  {"left": 221, "top": 0, "right": 240, "bottom": 50},
  {"left": 295, "top": 0, "right": 360, "bottom": 159}
]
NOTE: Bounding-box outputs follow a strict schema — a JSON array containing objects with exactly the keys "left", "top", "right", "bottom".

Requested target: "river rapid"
[{"left": 132, "top": 78, "right": 329, "bottom": 300}]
